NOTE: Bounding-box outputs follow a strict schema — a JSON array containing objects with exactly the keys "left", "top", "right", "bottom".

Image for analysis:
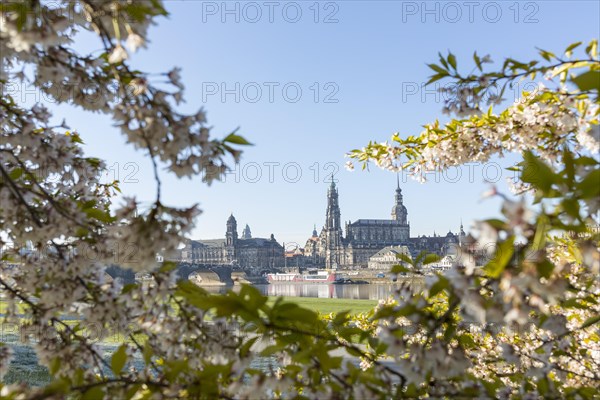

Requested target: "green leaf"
[
  {"left": 223, "top": 133, "right": 252, "bottom": 145},
  {"left": 438, "top": 52, "right": 449, "bottom": 69},
  {"left": 427, "top": 63, "right": 447, "bottom": 75},
  {"left": 429, "top": 276, "right": 449, "bottom": 297},
  {"left": 66, "top": 131, "right": 85, "bottom": 144},
  {"left": 8, "top": 168, "right": 24, "bottom": 181},
  {"left": 531, "top": 215, "right": 548, "bottom": 252},
  {"left": 572, "top": 70, "right": 600, "bottom": 92},
  {"left": 578, "top": 169, "right": 600, "bottom": 199},
  {"left": 563, "top": 147, "right": 576, "bottom": 183},
  {"left": 521, "top": 151, "right": 557, "bottom": 193},
  {"left": 457, "top": 334, "right": 477, "bottom": 349},
  {"left": 563, "top": 298, "right": 587, "bottom": 309},
  {"left": 447, "top": 52, "right": 457, "bottom": 70},
  {"left": 239, "top": 337, "right": 259, "bottom": 358},
  {"left": 537, "top": 48, "right": 555, "bottom": 62},
  {"left": 82, "top": 386, "right": 104, "bottom": 400},
  {"left": 484, "top": 236, "right": 515, "bottom": 278},
  {"left": 484, "top": 218, "right": 508, "bottom": 230},
  {"left": 536, "top": 259, "right": 555, "bottom": 279},
  {"left": 425, "top": 73, "right": 447, "bottom": 85},
  {"left": 346, "top": 346, "right": 363, "bottom": 357},
  {"left": 422, "top": 253, "right": 441, "bottom": 265},
  {"left": 176, "top": 281, "right": 214, "bottom": 310},
  {"left": 580, "top": 315, "right": 600, "bottom": 329},
  {"left": 564, "top": 41, "right": 582, "bottom": 57},
  {"left": 585, "top": 39, "right": 598, "bottom": 58},
  {"left": 405, "top": 383, "right": 419, "bottom": 397},
  {"left": 159, "top": 261, "right": 177, "bottom": 273},
  {"left": 473, "top": 52, "right": 482, "bottom": 71},
  {"left": 561, "top": 198, "right": 580, "bottom": 219},
  {"left": 84, "top": 208, "right": 115, "bottom": 223},
  {"left": 275, "top": 302, "right": 318, "bottom": 322},
  {"left": 537, "top": 377, "right": 549, "bottom": 396},
  {"left": 390, "top": 264, "right": 411, "bottom": 274},
  {"left": 261, "top": 344, "right": 283, "bottom": 356},
  {"left": 49, "top": 358, "right": 61, "bottom": 375},
  {"left": 111, "top": 345, "right": 127, "bottom": 375},
  {"left": 394, "top": 253, "right": 414, "bottom": 266},
  {"left": 143, "top": 345, "right": 153, "bottom": 365}
]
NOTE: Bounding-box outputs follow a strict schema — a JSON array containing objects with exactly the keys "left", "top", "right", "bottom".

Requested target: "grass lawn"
[
  {"left": 268, "top": 297, "right": 378, "bottom": 315},
  {"left": 3, "top": 295, "right": 379, "bottom": 320}
]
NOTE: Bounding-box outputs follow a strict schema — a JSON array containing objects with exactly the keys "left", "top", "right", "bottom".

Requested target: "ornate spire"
[
  {"left": 326, "top": 178, "right": 341, "bottom": 230},
  {"left": 323, "top": 180, "right": 343, "bottom": 270},
  {"left": 242, "top": 224, "right": 252, "bottom": 239},
  {"left": 391, "top": 179, "right": 408, "bottom": 224},
  {"left": 328, "top": 173, "right": 337, "bottom": 191}
]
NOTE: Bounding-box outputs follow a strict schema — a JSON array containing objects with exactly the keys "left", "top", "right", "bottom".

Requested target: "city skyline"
[{"left": 188, "top": 176, "right": 471, "bottom": 248}]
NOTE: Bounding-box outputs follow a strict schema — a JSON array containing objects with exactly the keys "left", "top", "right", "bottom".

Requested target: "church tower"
[
  {"left": 326, "top": 180, "right": 341, "bottom": 231},
  {"left": 391, "top": 175, "right": 408, "bottom": 224},
  {"left": 324, "top": 179, "right": 344, "bottom": 269},
  {"left": 225, "top": 214, "right": 238, "bottom": 264},
  {"left": 226, "top": 214, "right": 238, "bottom": 246}
]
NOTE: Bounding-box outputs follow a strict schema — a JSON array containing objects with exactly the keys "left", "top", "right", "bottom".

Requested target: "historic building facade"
[
  {"left": 367, "top": 245, "right": 411, "bottom": 270},
  {"left": 181, "top": 214, "right": 284, "bottom": 269},
  {"left": 305, "top": 180, "right": 466, "bottom": 269}
]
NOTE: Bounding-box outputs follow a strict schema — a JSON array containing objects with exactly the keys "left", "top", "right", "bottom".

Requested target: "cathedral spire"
[
  {"left": 326, "top": 178, "right": 341, "bottom": 230},
  {"left": 323, "top": 179, "right": 343, "bottom": 269},
  {"left": 328, "top": 173, "right": 337, "bottom": 190}
]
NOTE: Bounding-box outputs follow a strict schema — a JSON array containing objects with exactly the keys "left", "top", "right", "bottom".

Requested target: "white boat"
[{"left": 267, "top": 269, "right": 337, "bottom": 283}]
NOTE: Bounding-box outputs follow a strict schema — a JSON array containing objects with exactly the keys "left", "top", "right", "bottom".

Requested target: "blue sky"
[{"left": 56, "top": 1, "right": 599, "bottom": 246}]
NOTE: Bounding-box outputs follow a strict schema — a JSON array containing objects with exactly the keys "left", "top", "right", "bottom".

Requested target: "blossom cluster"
[{"left": 347, "top": 89, "right": 599, "bottom": 183}]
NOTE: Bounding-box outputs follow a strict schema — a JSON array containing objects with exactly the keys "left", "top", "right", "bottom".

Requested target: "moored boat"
[{"left": 267, "top": 269, "right": 337, "bottom": 283}]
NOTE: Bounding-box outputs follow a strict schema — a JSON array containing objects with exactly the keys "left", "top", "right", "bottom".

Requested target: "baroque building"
[
  {"left": 305, "top": 179, "right": 466, "bottom": 269},
  {"left": 181, "top": 214, "right": 284, "bottom": 269}
]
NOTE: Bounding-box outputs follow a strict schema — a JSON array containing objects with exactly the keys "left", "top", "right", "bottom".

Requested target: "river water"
[
  {"left": 257, "top": 283, "right": 398, "bottom": 300},
  {"left": 204, "top": 281, "right": 425, "bottom": 300}
]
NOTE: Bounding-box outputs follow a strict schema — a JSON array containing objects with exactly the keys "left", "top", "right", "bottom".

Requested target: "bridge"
[{"left": 176, "top": 263, "right": 235, "bottom": 285}]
